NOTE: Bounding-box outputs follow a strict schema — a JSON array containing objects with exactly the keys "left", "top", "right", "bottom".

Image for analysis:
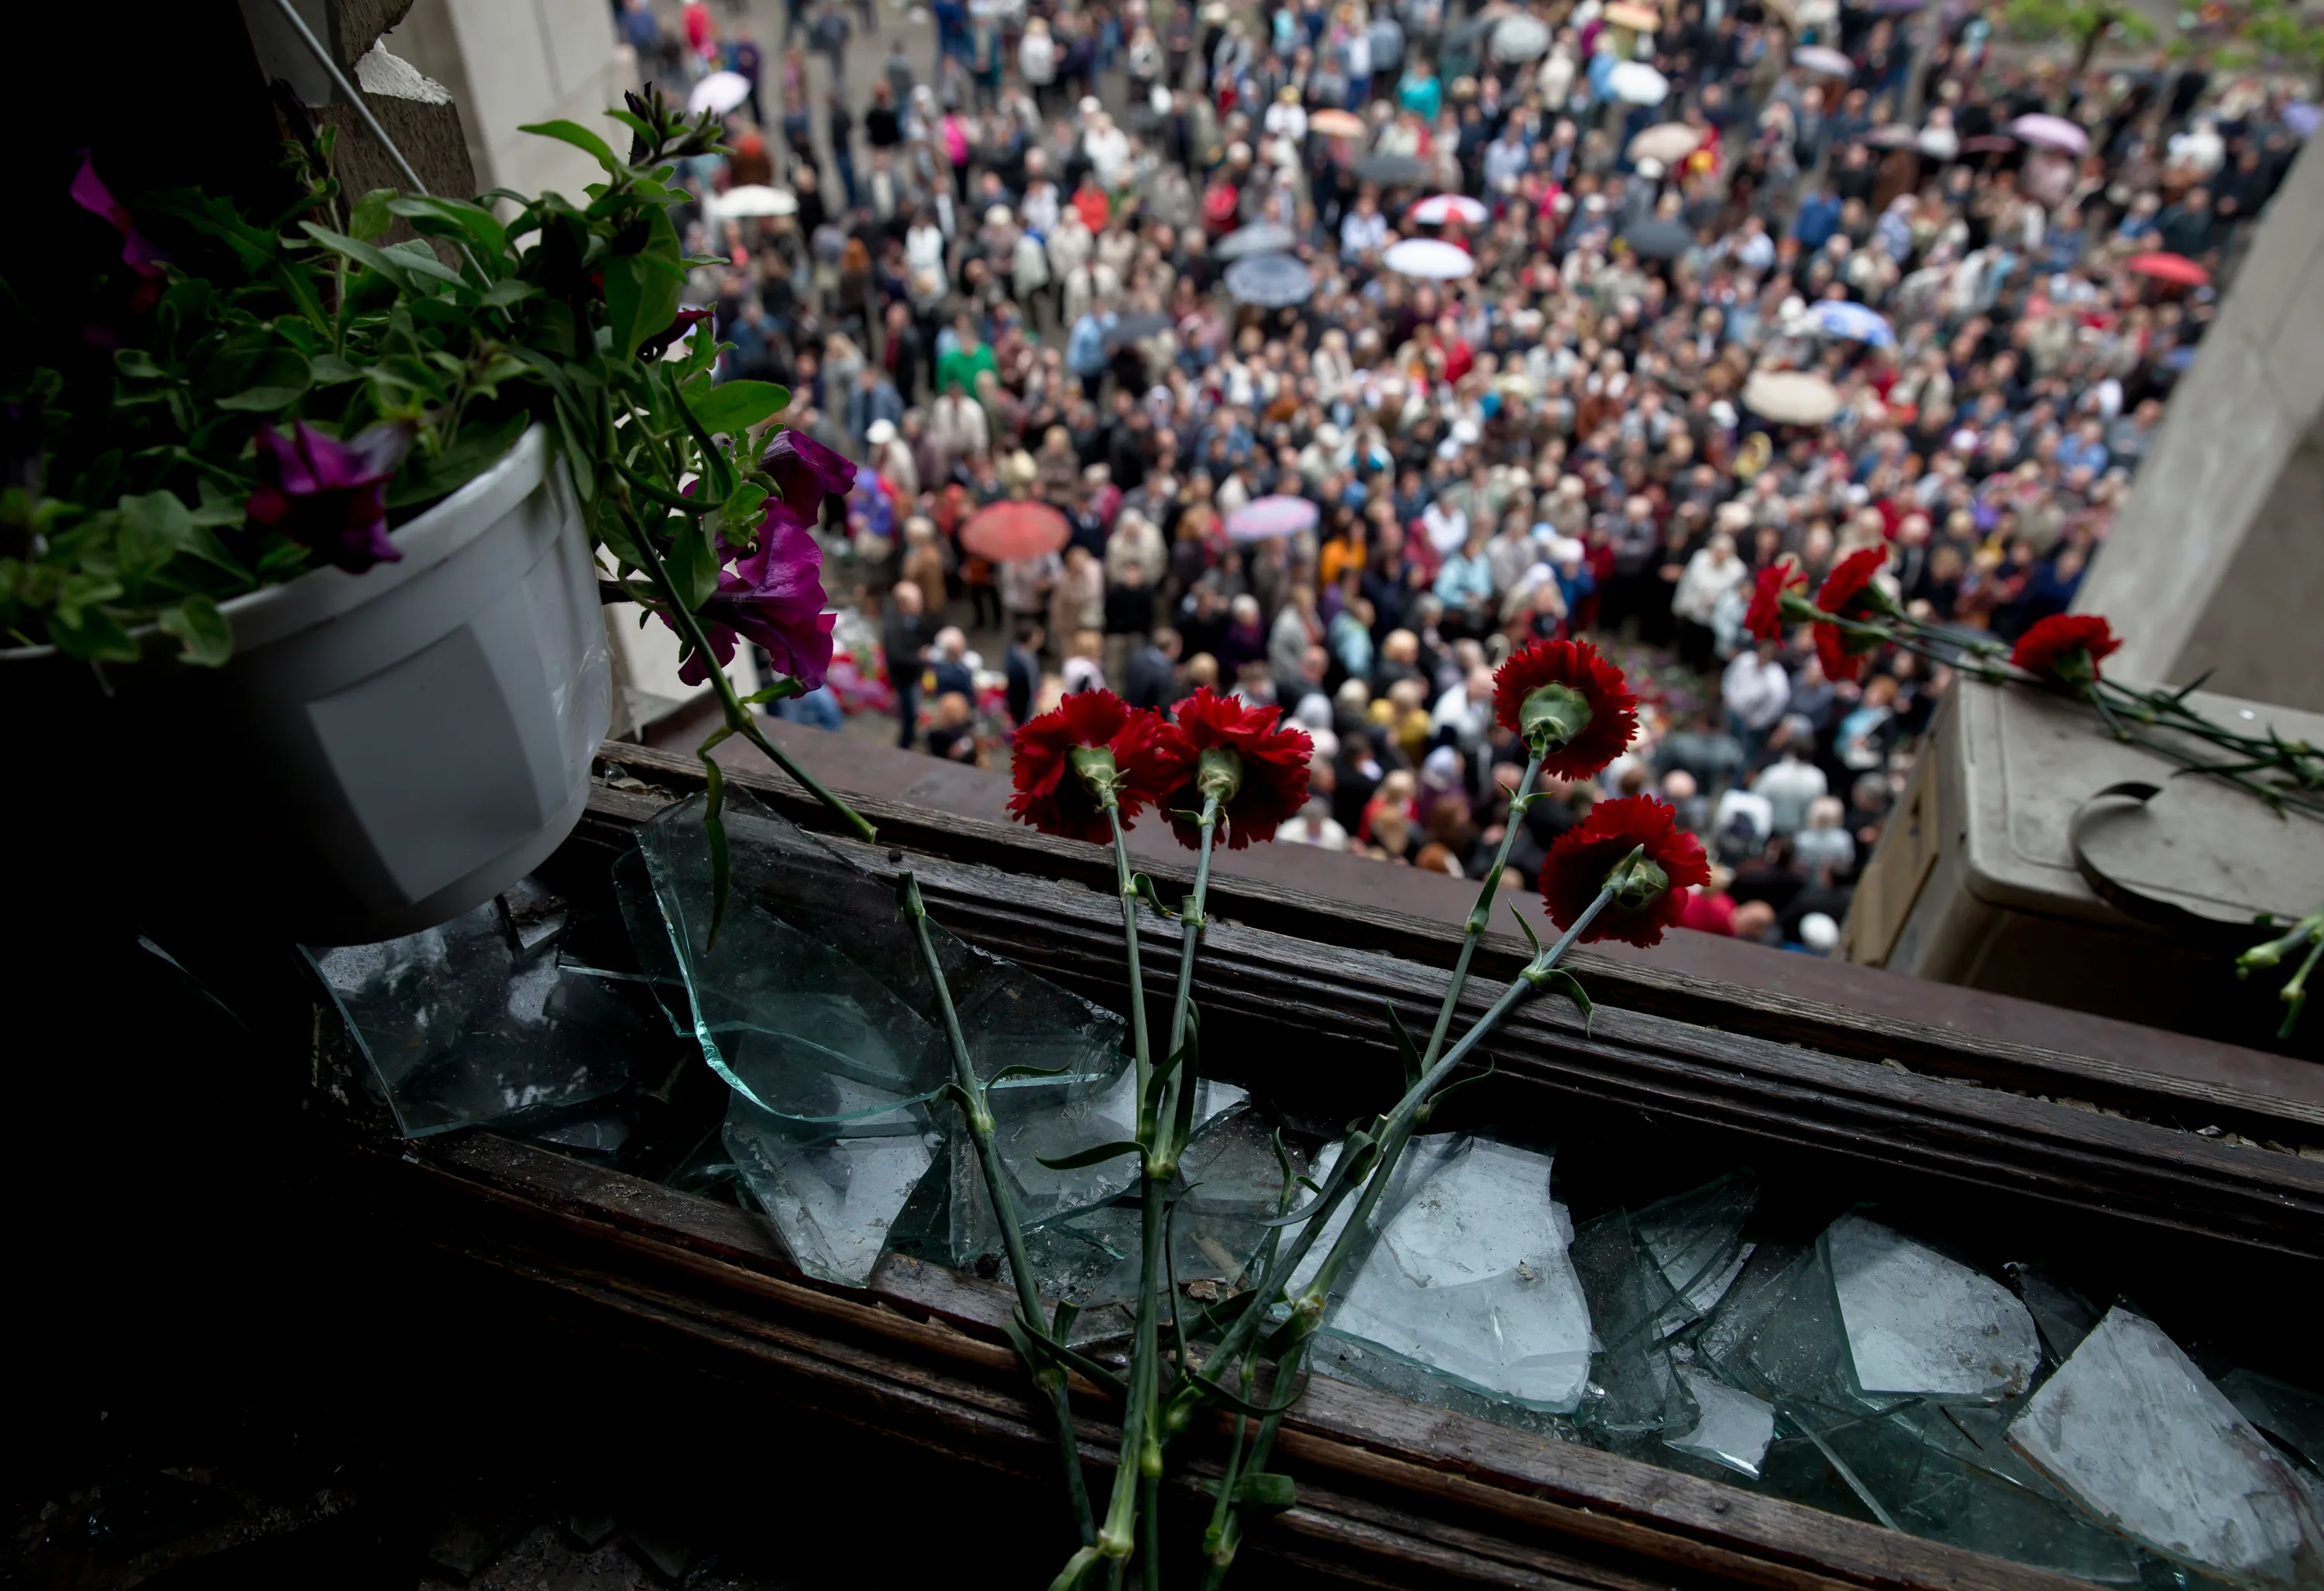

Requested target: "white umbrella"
[
  {"left": 1742, "top": 369, "right": 1842, "bottom": 425},
  {"left": 1491, "top": 14, "right": 1552, "bottom": 60},
  {"left": 688, "top": 71, "right": 752, "bottom": 117},
  {"left": 710, "top": 184, "right": 797, "bottom": 218},
  {"left": 1609, "top": 61, "right": 1671, "bottom": 106},
  {"left": 1409, "top": 193, "right": 1490, "bottom": 225},
  {"left": 1793, "top": 45, "right": 1853, "bottom": 77},
  {"left": 1628, "top": 122, "right": 1703, "bottom": 165},
  {"left": 1382, "top": 238, "right": 1475, "bottom": 279}
]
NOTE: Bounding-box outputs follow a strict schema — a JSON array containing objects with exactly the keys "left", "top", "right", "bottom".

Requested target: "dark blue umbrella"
[{"left": 1225, "top": 253, "right": 1315, "bottom": 308}]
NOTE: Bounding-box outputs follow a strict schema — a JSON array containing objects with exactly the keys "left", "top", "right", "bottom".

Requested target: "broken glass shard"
[
  {"left": 312, "top": 885, "right": 656, "bottom": 1137},
  {"left": 1636, "top": 1172, "right": 1760, "bottom": 1336},
  {"left": 1307, "top": 1333, "right": 1581, "bottom": 1442},
  {"left": 1170, "top": 1105, "right": 1306, "bottom": 1294},
  {"left": 2007, "top": 1262, "right": 2104, "bottom": 1366},
  {"left": 947, "top": 1067, "right": 1246, "bottom": 1267},
  {"left": 1702, "top": 1242, "right": 1872, "bottom": 1420},
  {"left": 2218, "top": 1369, "right": 2324, "bottom": 1474},
  {"left": 1312, "top": 1136, "right": 1594, "bottom": 1414},
  {"left": 1896, "top": 1404, "right": 2147, "bottom": 1583},
  {"left": 999, "top": 1108, "right": 1298, "bottom": 1345},
  {"left": 1666, "top": 1367, "right": 1776, "bottom": 1478},
  {"left": 723, "top": 1091, "right": 939, "bottom": 1287},
  {"left": 1569, "top": 1208, "right": 1693, "bottom": 1431},
  {"left": 1825, "top": 1214, "right": 2039, "bottom": 1399},
  {"left": 2008, "top": 1306, "right": 2324, "bottom": 1586},
  {"left": 627, "top": 787, "right": 1126, "bottom": 1125}
]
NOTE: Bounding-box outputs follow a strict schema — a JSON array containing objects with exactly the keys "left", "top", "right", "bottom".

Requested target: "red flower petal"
[
  {"left": 1538, "top": 795, "right": 1710, "bottom": 949},
  {"left": 1744, "top": 562, "right": 1803, "bottom": 644},
  {"left": 1809, "top": 548, "right": 1893, "bottom": 684},
  {"left": 1006, "top": 690, "right": 1159, "bottom": 843},
  {"left": 1152, "top": 687, "right": 1313, "bottom": 850},
  {"left": 2011, "top": 613, "right": 2122, "bottom": 682},
  {"left": 1490, "top": 639, "right": 1640, "bottom": 781}
]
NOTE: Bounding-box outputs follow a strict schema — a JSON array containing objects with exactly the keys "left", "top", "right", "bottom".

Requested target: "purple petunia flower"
[
  {"left": 70, "top": 151, "right": 167, "bottom": 285},
  {"left": 761, "top": 428, "right": 857, "bottom": 524},
  {"left": 669, "top": 500, "right": 837, "bottom": 690},
  {"left": 245, "top": 421, "right": 414, "bottom": 574}
]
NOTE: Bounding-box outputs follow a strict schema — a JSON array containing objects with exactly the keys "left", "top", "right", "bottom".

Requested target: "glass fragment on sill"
[
  {"left": 1896, "top": 1402, "right": 2147, "bottom": 1583},
  {"left": 947, "top": 1065, "right": 1246, "bottom": 1268},
  {"left": 1665, "top": 1367, "right": 1776, "bottom": 1479},
  {"left": 1635, "top": 1171, "right": 1759, "bottom": 1336},
  {"left": 2007, "top": 1306, "right": 2324, "bottom": 1587},
  {"left": 1826, "top": 1214, "right": 2040, "bottom": 1399},
  {"left": 2006, "top": 1262, "right": 2105, "bottom": 1367},
  {"left": 723, "top": 1091, "right": 940, "bottom": 1288},
  {"left": 1702, "top": 1242, "right": 1875, "bottom": 1421},
  {"left": 627, "top": 787, "right": 1125, "bottom": 1126},
  {"left": 999, "top": 1108, "right": 1299, "bottom": 1346},
  {"left": 1168, "top": 1104, "right": 1308, "bottom": 1296},
  {"left": 311, "top": 883, "right": 653, "bottom": 1138},
  {"left": 2218, "top": 1369, "right": 2324, "bottom": 1475},
  {"left": 1568, "top": 1208, "right": 1694, "bottom": 1431},
  {"left": 1306, "top": 1136, "right": 1593, "bottom": 1414}
]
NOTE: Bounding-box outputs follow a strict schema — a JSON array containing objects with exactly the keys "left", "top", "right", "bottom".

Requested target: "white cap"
[
  {"left": 986, "top": 204, "right": 1013, "bottom": 227},
  {"left": 867, "top": 419, "right": 897, "bottom": 445},
  {"left": 1800, "top": 912, "right": 1839, "bottom": 952}
]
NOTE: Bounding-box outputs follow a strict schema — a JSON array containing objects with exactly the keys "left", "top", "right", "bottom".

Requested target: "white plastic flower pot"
[
  {"left": 218, "top": 424, "right": 611, "bottom": 943},
  {"left": 9, "top": 424, "right": 611, "bottom": 945}
]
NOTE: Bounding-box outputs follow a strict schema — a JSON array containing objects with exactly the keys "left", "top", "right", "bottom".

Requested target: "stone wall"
[{"left": 2073, "top": 136, "right": 2324, "bottom": 710}]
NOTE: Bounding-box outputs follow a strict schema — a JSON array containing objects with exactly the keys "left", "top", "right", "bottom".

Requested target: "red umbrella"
[
  {"left": 960, "top": 500, "right": 1071, "bottom": 562},
  {"left": 2126, "top": 252, "right": 2210, "bottom": 287}
]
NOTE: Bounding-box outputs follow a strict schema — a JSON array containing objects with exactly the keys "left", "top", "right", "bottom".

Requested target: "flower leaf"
[
  {"left": 688, "top": 380, "right": 790, "bottom": 436},
  {"left": 349, "top": 187, "right": 397, "bottom": 242},
  {"left": 1384, "top": 999, "right": 1422, "bottom": 1089},
  {"left": 1543, "top": 969, "right": 1593, "bottom": 1034},
  {"left": 517, "top": 119, "right": 620, "bottom": 174},
  {"left": 156, "top": 595, "right": 233, "bottom": 667},
  {"left": 661, "top": 512, "right": 720, "bottom": 613}
]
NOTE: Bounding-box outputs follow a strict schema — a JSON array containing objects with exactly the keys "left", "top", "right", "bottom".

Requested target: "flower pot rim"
[{"left": 0, "top": 423, "right": 554, "bottom": 664}]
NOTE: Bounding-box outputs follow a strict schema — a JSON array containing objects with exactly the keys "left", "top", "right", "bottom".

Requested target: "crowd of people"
[{"left": 624, "top": 0, "right": 2309, "bottom": 953}]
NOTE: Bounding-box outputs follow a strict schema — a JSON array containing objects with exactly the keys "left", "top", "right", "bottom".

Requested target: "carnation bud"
[
  {"left": 1518, "top": 682, "right": 1593, "bottom": 758},
  {"left": 1195, "top": 746, "right": 1243, "bottom": 803},
  {"left": 1605, "top": 847, "right": 1670, "bottom": 912}
]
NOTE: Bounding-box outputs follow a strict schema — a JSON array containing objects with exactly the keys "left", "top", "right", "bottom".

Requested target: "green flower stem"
[
  {"left": 900, "top": 868, "right": 1095, "bottom": 1547},
  {"left": 1423, "top": 751, "right": 1545, "bottom": 1070},
  {"left": 1191, "top": 882, "right": 1618, "bottom": 1588},
  {"left": 1108, "top": 803, "right": 1156, "bottom": 1098},
  {"left": 1196, "top": 879, "right": 1616, "bottom": 1394},
  {"left": 2278, "top": 931, "right": 2324, "bottom": 1038},
  {"left": 618, "top": 495, "right": 877, "bottom": 843},
  {"left": 1164, "top": 797, "right": 1225, "bottom": 1136},
  {"left": 1132, "top": 796, "right": 1223, "bottom": 1587},
  {"left": 1805, "top": 605, "right": 2324, "bottom": 819}
]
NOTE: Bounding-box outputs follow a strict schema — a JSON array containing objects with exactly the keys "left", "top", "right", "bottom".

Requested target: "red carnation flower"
[
  {"left": 1490, "top": 639, "right": 1640, "bottom": 780},
  {"left": 1007, "top": 691, "right": 1172, "bottom": 843},
  {"left": 1810, "top": 547, "right": 1893, "bottom": 683},
  {"left": 2012, "top": 614, "right": 2122, "bottom": 684},
  {"left": 1744, "top": 562, "right": 1805, "bottom": 644},
  {"left": 1539, "top": 795, "right": 1711, "bottom": 950},
  {"left": 1149, "top": 687, "right": 1313, "bottom": 850}
]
